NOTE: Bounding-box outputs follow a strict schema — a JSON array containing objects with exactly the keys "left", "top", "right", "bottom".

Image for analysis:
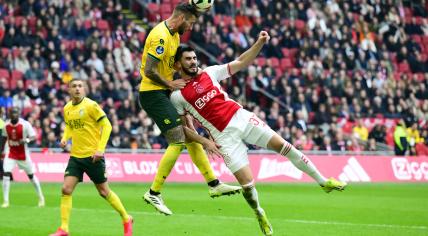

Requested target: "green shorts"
[
  {"left": 139, "top": 90, "right": 182, "bottom": 133},
  {"left": 65, "top": 157, "right": 107, "bottom": 184}
]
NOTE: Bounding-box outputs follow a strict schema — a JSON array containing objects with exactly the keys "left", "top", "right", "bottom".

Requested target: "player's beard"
[
  {"left": 178, "top": 24, "right": 186, "bottom": 35},
  {"left": 183, "top": 64, "right": 198, "bottom": 77},
  {"left": 11, "top": 118, "right": 18, "bottom": 125}
]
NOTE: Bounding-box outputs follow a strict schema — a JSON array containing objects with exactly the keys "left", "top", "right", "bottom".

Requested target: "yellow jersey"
[
  {"left": 63, "top": 97, "right": 107, "bottom": 158},
  {"left": 0, "top": 118, "right": 4, "bottom": 137},
  {"left": 139, "top": 21, "right": 180, "bottom": 91}
]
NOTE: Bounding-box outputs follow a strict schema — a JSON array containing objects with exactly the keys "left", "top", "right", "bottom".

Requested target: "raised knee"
[
  {"left": 61, "top": 186, "right": 73, "bottom": 195},
  {"left": 165, "top": 126, "right": 185, "bottom": 144}
]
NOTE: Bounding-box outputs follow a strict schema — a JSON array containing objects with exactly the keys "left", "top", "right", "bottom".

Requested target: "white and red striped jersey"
[
  {"left": 2, "top": 118, "right": 35, "bottom": 160},
  {"left": 170, "top": 64, "right": 241, "bottom": 134}
]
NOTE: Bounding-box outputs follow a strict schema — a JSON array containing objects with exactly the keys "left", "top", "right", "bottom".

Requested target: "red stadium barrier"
[{"left": 11, "top": 153, "right": 428, "bottom": 183}]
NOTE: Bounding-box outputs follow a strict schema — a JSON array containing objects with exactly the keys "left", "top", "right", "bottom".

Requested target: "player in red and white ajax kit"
[
  {"left": 171, "top": 32, "right": 347, "bottom": 236},
  {"left": 0, "top": 107, "right": 44, "bottom": 208}
]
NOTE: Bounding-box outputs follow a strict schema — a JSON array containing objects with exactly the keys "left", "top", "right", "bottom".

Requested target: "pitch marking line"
[{"left": 8, "top": 205, "right": 428, "bottom": 231}]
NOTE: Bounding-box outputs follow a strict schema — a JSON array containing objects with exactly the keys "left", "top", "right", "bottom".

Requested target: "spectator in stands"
[
  {"left": 25, "top": 61, "right": 44, "bottom": 81},
  {"left": 353, "top": 118, "right": 369, "bottom": 141},
  {"left": 407, "top": 122, "right": 422, "bottom": 156},
  {"left": 394, "top": 119, "right": 408, "bottom": 156},
  {"left": 85, "top": 51, "right": 104, "bottom": 74}
]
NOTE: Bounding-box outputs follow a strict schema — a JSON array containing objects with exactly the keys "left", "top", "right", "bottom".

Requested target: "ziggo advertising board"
[{"left": 10, "top": 153, "right": 428, "bottom": 182}]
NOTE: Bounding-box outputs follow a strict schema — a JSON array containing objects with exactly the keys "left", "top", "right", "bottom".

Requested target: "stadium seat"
[
  {"left": 422, "top": 36, "right": 428, "bottom": 45},
  {"left": 97, "top": 20, "right": 110, "bottom": 31},
  {"left": 255, "top": 57, "right": 266, "bottom": 67},
  {"left": 181, "top": 31, "right": 191, "bottom": 43},
  {"left": 274, "top": 68, "right": 283, "bottom": 78},
  {"left": 281, "top": 48, "right": 290, "bottom": 57},
  {"left": 160, "top": 3, "right": 172, "bottom": 14},
  {"left": 404, "top": 7, "right": 413, "bottom": 17},
  {"left": 15, "top": 16, "right": 24, "bottom": 27},
  {"left": 295, "top": 20, "right": 306, "bottom": 31},
  {"left": 12, "top": 48, "right": 21, "bottom": 58},
  {"left": 280, "top": 58, "right": 293, "bottom": 70},
  {"left": 83, "top": 19, "right": 92, "bottom": 29},
  {"left": 138, "top": 32, "right": 146, "bottom": 42},
  {"left": 27, "top": 16, "right": 37, "bottom": 27},
  {"left": 147, "top": 3, "right": 160, "bottom": 13},
  {"left": 268, "top": 57, "right": 280, "bottom": 68},
  {"left": 0, "top": 68, "right": 10, "bottom": 80},
  {"left": 214, "top": 15, "right": 222, "bottom": 25},
  {"left": 411, "top": 35, "right": 422, "bottom": 44},
  {"left": 11, "top": 70, "right": 23, "bottom": 81},
  {"left": 171, "top": 0, "right": 181, "bottom": 5},
  {"left": 398, "top": 62, "right": 410, "bottom": 73},
  {"left": 0, "top": 47, "right": 8, "bottom": 57}
]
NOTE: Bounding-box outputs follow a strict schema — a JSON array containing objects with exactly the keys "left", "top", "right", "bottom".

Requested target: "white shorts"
[
  {"left": 3, "top": 156, "right": 34, "bottom": 175},
  {"left": 214, "top": 109, "right": 276, "bottom": 173}
]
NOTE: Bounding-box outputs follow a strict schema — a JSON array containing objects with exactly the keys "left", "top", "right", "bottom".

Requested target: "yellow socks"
[
  {"left": 186, "top": 142, "right": 217, "bottom": 183},
  {"left": 106, "top": 191, "right": 130, "bottom": 223},
  {"left": 151, "top": 144, "right": 184, "bottom": 192},
  {"left": 60, "top": 194, "right": 72, "bottom": 232}
]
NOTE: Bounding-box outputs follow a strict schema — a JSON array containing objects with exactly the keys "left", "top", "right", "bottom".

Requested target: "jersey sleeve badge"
[{"left": 156, "top": 46, "right": 164, "bottom": 55}]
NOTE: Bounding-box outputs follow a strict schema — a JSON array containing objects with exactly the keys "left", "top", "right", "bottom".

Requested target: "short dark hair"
[
  {"left": 173, "top": 2, "right": 200, "bottom": 18},
  {"left": 175, "top": 44, "right": 196, "bottom": 62},
  {"left": 68, "top": 78, "right": 85, "bottom": 85}
]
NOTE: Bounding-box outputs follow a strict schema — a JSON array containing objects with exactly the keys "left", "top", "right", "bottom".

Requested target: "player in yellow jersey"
[
  {"left": 50, "top": 79, "right": 133, "bottom": 236},
  {"left": 139, "top": 2, "right": 241, "bottom": 215}
]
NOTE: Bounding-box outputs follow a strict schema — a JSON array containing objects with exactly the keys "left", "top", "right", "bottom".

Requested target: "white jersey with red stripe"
[
  {"left": 171, "top": 64, "right": 277, "bottom": 173},
  {"left": 2, "top": 118, "right": 35, "bottom": 160},
  {"left": 171, "top": 64, "right": 242, "bottom": 136}
]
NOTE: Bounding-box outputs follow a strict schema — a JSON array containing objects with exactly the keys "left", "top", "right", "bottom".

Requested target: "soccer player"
[
  {"left": 0, "top": 107, "right": 45, "bottom": 208},
  {"left": 50, "top": 79, "right": 133, "bottom": 236},
  {"left": 139, "top": 2, "right": 240, "bottom": 215},
  {"left": 170, "top": 31, "right": 347, "bottom": 236},
  {"left": 0, "top": 110, "right": 5, "bottom": 180}
]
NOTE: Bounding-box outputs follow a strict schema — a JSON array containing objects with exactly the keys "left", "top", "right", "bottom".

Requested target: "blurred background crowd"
[{"left": 0, "top": 0, "right": 427, "bottom": 155}]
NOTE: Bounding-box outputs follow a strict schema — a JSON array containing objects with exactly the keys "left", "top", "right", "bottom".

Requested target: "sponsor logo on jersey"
[
  {"left": 195, "top": 89, "right": 217, "bottom": 109},
  {"left": 8, "top": 140, "right": 21, "bottom": 147},
  {"left": 257, "top": 158, "right": 303, "bottom": 180},
  {"left": 193, "top": 83, "right": 204, "bottom": 94},
  {"left": 391, "top": 158, "right": 428, "bottom": 180},
  {"left": 156, "top": 46, "right": 164, "bottom": 55},
  {"left": 338, "top": 157, "right": 371, "bottom": 182}
]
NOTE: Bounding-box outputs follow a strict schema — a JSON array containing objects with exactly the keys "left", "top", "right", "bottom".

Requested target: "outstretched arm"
[{"left": 228, "top": 31, "right": 270, "bottom": 75}]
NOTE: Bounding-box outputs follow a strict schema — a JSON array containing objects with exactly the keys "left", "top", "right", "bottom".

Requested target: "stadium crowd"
[{"left": 0, "top": 0, "right": 427, "bottom": 155}]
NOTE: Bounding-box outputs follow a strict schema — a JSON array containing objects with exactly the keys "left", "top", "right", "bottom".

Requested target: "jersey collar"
[
  {"left": 164, "top": 21, "right": 175, "bottom": 36},
  {"left": 72, "top": 97, "right": 85, "bottom": 106}
]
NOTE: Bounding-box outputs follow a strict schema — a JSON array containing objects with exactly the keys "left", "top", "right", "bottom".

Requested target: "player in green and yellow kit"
[
  {"left": 139, "top": 2, "right": 240, "bottom": 215},
  {"left": 50, "top": 79, "right": 133, "bottom": 236}
]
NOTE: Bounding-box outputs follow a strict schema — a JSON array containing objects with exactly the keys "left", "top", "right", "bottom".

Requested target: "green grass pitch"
[{"left": 0, "top": 182, "right": 427, "bottom": 236}]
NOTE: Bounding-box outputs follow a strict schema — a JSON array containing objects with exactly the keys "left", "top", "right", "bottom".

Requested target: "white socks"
[
  {"left": 31, "top": 175, "right": 44, "bottom": 201},
  {"left": 242, "top": 181, "right": 263, "bottom": 214},
  {"left": 2, "top": 176, "right": 10, "bottom": 203},
  {"left": 280, "top": 142, "right": 327, "bottom": 185}
]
